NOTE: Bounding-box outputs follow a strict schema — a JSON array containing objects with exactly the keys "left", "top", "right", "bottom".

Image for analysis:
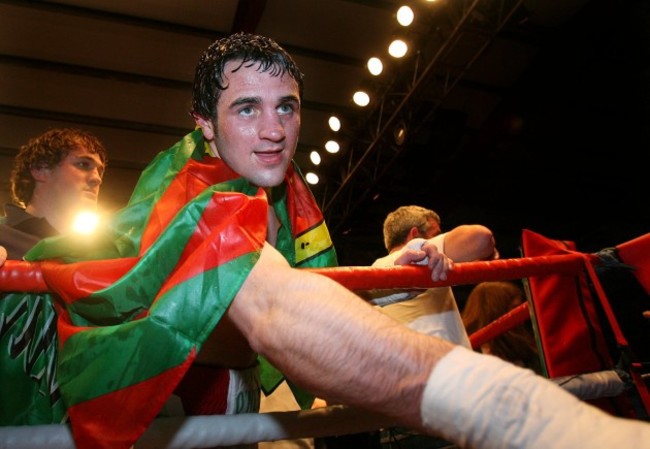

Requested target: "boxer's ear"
[{"left": 193, "top": 115, "right": 215, "bottom": 141}]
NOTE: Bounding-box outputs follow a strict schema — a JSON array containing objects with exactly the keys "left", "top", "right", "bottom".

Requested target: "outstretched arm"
[
  {"left": 228, "top": 243, "right": 453, "bottom": 427},
  {"left": 228, "top": 243, "right": 650, "bottom": 449}
]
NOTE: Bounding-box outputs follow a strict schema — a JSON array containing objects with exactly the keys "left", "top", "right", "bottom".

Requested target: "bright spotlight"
[
  {"left": 353, "top": 90, "right": 370, "bottom": 107},
  {"left": 367, "top": 57, "right": 383, "bottom": 76},
  {"left": 397, "top": 6, "right": 414, "bottom": 26},
  {"left": 325, "top": 140, "right": 340, "bottom": 154},
  {"left": 328, "top": 116, "right": 341, "bottom": 132},
  {"left": 305, "top": 172, "right": 319, "bottom": 185},
  {"left": 310, "top": 150, "right": 322, "bottom": 165},
  {"left": 388, "top": 39, "right": 408, "bottom": 58}
]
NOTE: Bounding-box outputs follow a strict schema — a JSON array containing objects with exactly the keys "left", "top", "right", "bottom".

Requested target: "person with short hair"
[
  {"left": 372, "top": 205, "right": 496, "bottom": 345},
  {"left": 366, "top": 205, "right": 496, "bottom": 448},
  {"left": 0, "top": 34, "right": 648, "bottom": 449},
  {"left": 382, "top": 205, "right": 441, "bottom": 254}
]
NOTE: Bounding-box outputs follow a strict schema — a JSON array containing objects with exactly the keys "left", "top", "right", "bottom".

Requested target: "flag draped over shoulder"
[{"left": 2, "top": 130, "right": 337, "bottom": 449}]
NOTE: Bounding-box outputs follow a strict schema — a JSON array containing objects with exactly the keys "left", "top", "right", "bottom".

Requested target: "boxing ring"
[{"left": 1, "top": 229, "right": 649, "bottom": 448}]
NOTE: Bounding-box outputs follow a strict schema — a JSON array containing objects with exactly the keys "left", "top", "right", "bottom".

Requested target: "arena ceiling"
[{"left": 1, "top": 0, "right": 648, "bottom": 265}]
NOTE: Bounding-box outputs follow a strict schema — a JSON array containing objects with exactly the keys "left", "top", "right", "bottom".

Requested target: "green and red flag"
[{"left": 0, "top": 130, "right": 337, "bottom": 449}]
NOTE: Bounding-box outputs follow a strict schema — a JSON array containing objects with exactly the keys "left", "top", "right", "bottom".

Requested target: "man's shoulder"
[
  {"left": 0, "top": 223, "right": 42, "bottom": 260},
  {"left": 0, "top": 204, "right": 57, "bottom": 243},
  {"left": 372, "top": 253, "right": 397, "bottom": 267},
  {"left": 1, "top": 203, "right": 29, "bottom": 226}
]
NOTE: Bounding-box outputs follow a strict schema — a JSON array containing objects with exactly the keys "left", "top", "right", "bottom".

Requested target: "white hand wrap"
[{"left": 420, "top": 347, "right": 650, "bottom": 449}]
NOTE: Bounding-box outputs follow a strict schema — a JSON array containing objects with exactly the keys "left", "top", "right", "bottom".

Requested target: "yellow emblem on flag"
[{"left": 295, "top": 221, "right": 332, "bottom": 265}]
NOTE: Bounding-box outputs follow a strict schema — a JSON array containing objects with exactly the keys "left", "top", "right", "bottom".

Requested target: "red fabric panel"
[
  {"left": 140, "top": 157, "right": 240, "bottom": 254},
  {"left": 67, "top": 353, "right": 194, "bottom": 449},
  {"left": 521, "top": 229, "right": 612, "bottom": 378},
  {"left": 41, "top": 258, "right": 137, "bottom": 305}
]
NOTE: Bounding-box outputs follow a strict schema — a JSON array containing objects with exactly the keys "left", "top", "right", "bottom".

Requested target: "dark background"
[
  {"left": 1, "top": 0, "right": 648, "bottom": 267},
  {"left": 331, "top": 0, "right": 650, "bottom": 266}
]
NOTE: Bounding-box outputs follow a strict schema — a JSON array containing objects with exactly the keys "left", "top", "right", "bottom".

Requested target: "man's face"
[
  {"left": 37, "top": 147, "right": 105, "bottom": 213},
  {"left": 196, "top": 60, "right": 301, "bottom": 188}
]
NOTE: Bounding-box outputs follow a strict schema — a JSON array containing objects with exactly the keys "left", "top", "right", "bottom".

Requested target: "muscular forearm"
[
  {"left": 229, "top": 244, "right": 454, "bottom": 427},
  {"left": 229, "top": 246, "right": 650, "bottom": 449}
]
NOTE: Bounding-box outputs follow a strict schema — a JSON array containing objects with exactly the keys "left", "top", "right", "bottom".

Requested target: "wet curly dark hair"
[{"left": 191, "top": 32, "right": 304, "bottom": 120}]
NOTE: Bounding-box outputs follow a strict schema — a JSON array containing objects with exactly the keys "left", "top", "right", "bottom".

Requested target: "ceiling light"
[
  {"left": 396, "top": 6, "right": 414, "bottom": 26},
  {"left": 310, "top": 150, "right": 322, "bottom": 165},
  {"left": 393, "top": 121, "right": 408, "bottom": 145},
  {"left": 325, "top": 140, "right": 340, "bottom": 153},
  {"left": 367, "top": 57, "right": 383, "bottom": 76},
  {"left": 388, "top": 39, "right": 408, "bottom": 58},
  {"left": 328, "top": 116, "right": 341, "bottom": 132},
  {"left": 305, "top": 172, "right": 319, "bottom": 185},
  {"left": 353, "top": 90, "right": 370, "bottom": 107}
]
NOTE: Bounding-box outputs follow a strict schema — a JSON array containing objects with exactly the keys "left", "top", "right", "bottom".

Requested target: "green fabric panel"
[
  {"left": 59, "top": 252, "right": 259, "bottom": 405},
  {"left": 0, "top": 293, "right": 67, "bottom": 425}
]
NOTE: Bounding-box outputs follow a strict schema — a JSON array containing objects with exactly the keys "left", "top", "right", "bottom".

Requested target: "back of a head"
[
  {"left": 382, "top": 205, "right": 441, "bottom": 252},
  {"left": 10, "top": 128, "right": 108, "bottom": 207},
  {"left": 191, "top": 32, "right": 304, "bottom": 121},
  {"left": 463, "top": 281, "right": 524, "bottom": 332},
  {"left": 462, "top": 281, "right": 541, "bottom": 371}
]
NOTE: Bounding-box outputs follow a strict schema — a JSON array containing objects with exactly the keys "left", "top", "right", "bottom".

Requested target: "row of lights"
[{"left": 304, "top": 0, "right": 440, "bottom": 185}]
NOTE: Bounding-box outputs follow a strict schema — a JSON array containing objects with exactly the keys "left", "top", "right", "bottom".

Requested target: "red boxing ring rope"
[
  {"left": 468, "top": 302, "right": 530, "bottom": 349},
  {"left": 0, "top": 253, "right": 585, "bottom": 352},
  {"left": 0, "top": 260, "right": 47, "bottom": 292},
  {"left": 308, "top": 253, "right": 588, "bottom": 289},
  {"left": 2, "top": 250, "right": 640, "bottom": 449},
  {"left": 0, "top": 253, "right": 589, "bottom": 293}
]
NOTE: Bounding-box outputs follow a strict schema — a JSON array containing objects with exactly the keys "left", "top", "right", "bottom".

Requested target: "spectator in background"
[
  {"left": 1, "top": 34, "right": 649, "bottom": 449},
  {"left": 0, "top": 127, "right": 107, "bottom": 425},
  {"left": 315, "top": 205, "right": 497, "bottom": 448},
  {"left": 462, "top": 281, "right": 542, "bottom": 374},
  {"left": 367, "top": 205, "right": 497, "bottom": 449},
  {"left": 0, "top": 127, "right": 107, "bottom": 259},
  {"left": 371, "top": 205, "right": 497, "bottom": 346}
]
